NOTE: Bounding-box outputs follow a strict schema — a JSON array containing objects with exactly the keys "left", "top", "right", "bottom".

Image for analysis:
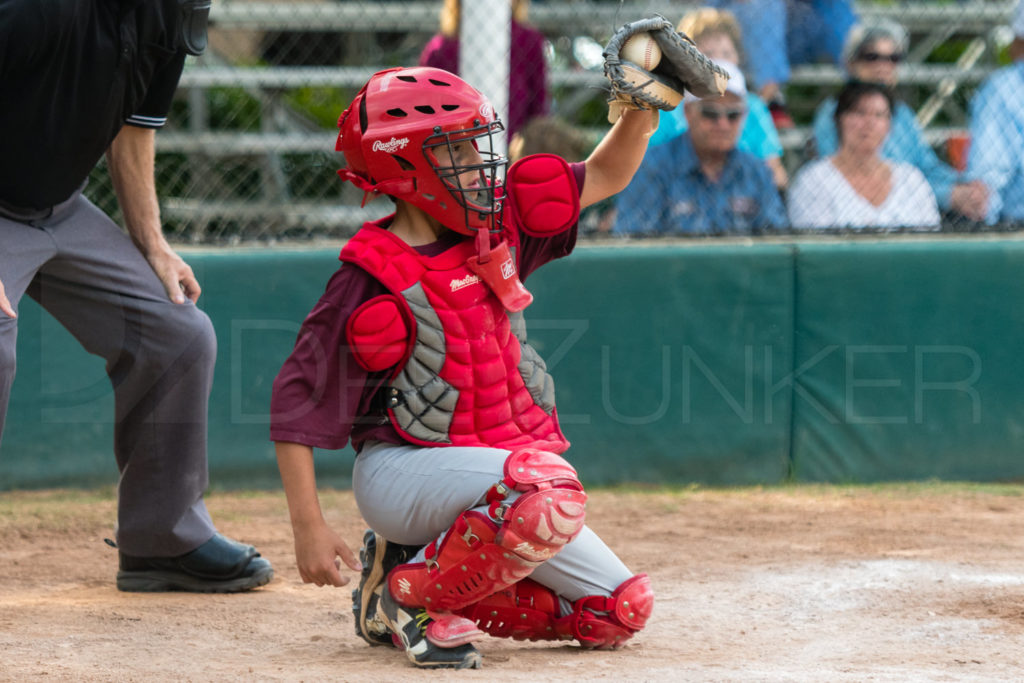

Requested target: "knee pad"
[
  {"left": 566, "top": 574, "right": 654, "bottom": 649},
  {"left": 388, "top": 448, "right": 587, "bottom": 612}
]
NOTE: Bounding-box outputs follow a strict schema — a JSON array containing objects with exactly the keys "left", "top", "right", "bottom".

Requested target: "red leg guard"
[
  {"left": 456, "top": 578, "right": 572, "bottom": 642},
  {"left": 457, "top": 574, "right": 654, "bottom": 650},
  {"left": 388, "top": 449, "right": 587, "bottom": 613},
  {"left": 566, "top": 574, "right": 654, "bottom": 650}
]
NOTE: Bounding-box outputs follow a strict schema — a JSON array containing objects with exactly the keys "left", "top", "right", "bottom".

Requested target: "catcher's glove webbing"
[{"left": 603, "top": 15, "right": 730, "bottom": 122}]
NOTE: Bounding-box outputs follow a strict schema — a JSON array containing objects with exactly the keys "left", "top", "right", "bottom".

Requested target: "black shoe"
[
  {"left": 351, "top": 529, "right": 422, "bottom": 646},
  {"left": 379, "top": 584, "right": 483, "bottom": 669},
  {"left": 117, "top": 533, "right": 274, "bottom": 593}
]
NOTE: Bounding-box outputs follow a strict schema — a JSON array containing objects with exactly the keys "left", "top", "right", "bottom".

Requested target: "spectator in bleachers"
[
  {"left": 650, "top": 8, "right": 788, "bottom": 190},
  {"left": 613, "top": 60, "right": 786, "bottom": 235},
  {"left": 812, "top": 19, "right": 987, "bottom": 222},
  {"left": 790, "top": 81, "right": 940, "bottom": 230},
  {"left": 419, "top": 0, "right": 547, "bottom": 140},
  {"left": 966, "top": 0, "right": 1024, "bottom": 226},
  {"left": 710, "top": 0, "right": 858, "bottom": 129}
]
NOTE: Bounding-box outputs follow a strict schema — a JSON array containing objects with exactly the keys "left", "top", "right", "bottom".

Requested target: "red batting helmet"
[{"left": 336, "top": 67, "right": 507, "bottom": 236}]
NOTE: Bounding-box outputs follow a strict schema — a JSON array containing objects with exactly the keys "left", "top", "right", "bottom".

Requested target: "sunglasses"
[
  {"left": 857, "top": 51, "right": 903, "bottom": 64},
  {"left": 698, "top": 106, "right": 745, "bottom": 123}
]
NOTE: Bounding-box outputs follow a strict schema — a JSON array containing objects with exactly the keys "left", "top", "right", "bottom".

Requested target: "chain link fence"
[{"left": 85, "top": 0, "right": 1023, "bottom": 243}]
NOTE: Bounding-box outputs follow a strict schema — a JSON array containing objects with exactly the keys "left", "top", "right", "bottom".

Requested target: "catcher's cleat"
[
  {"left": 379, "top": 584, "right": 483, "bottom": 669},
  {"left": 351, "top": 530, "right": 422, "bottom": 646}
]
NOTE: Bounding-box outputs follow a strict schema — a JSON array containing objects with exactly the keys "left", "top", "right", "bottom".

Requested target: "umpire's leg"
[
  {"left": 27, "top": 195, "right": 217, "bottom": 557},
  {"left": 0, "top": 210, "right": 61, "bottom": 447}
]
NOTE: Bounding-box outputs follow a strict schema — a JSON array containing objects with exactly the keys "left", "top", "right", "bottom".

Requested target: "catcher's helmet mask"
[
  {"left": 424, "top": 121, "right": 504, "bottom": 231},
  {"left": 336, "top": 67, "right": 508, "bottom": 238}
]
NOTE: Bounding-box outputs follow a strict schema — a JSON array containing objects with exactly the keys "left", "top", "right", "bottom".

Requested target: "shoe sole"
[
  {"left": 353, "top": 531, "right": 393, "bottom": 646},
  {"left": 358, "top": 532, "right": 388, "bottom": 644},
  {"left": 354, "top": 531, "right": 422, "bottom": 646},
  {"left": 116, "top": 565, "right": 274, "bottom": 593}
]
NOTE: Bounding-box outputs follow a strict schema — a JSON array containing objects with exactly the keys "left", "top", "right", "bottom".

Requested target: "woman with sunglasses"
[
  {"left": 811, "top": 19, "right": 987, "bottom": 223},
  {"left": 789, "top": 80, "right": 939, "bottom": 230}
]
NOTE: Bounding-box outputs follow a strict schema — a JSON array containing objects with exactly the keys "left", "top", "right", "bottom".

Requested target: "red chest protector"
[{"left": 340, "top": 224, "right": 569, "bottom": 454}]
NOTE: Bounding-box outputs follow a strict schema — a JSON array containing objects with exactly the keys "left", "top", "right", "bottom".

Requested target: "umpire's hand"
[
  {"left": 146, "top": 245, "right": 202, "bottom": 304},
  {"left": 0, "top": 277, "right": 15, "bottom": 318}
]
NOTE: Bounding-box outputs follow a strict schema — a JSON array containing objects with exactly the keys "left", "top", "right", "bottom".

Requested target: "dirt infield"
[{"left": 2, "top": 484, "right": 1024, "bottom": 682}]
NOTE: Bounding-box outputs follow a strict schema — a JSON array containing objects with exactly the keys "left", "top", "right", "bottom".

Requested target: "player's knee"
[
  {"left": 500, "top": 448, "right": 585, "bottom": 495},
  {"left": 569, "top": 573, "right": 654, "bottom": 649},
  {"left": 491, "top": 448, "right": 587, "bottom": 559}
]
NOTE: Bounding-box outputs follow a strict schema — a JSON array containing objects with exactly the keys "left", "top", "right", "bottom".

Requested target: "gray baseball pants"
[
  {"left": 0, "top": 192, "right": 217, "bottom": 556},
  {"left": 353, "top": 440, "right": 634, "bottom": 604}
]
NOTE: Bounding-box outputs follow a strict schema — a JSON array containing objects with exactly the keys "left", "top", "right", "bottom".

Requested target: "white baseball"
[{"left": 622, "top": 33, "right": 662, "bottom": 70}]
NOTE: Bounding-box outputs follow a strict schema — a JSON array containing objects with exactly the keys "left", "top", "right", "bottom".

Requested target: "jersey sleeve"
[
  {"left": 269, "top": 263, "right": 392, "bottom": 450},
  {"left": 126, "top": 49, "right": 187, "bottom": 128}
]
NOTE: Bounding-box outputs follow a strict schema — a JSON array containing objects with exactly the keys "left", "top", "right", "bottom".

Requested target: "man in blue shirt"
[
  {"left": 613, "top": 61, "right": 787, "bottom": 235},
  {"left": 967, "top": 0, "right": 1024, "bottom": 226}
]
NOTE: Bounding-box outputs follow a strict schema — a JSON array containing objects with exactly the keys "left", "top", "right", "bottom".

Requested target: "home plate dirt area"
[{"left": 2, "top": 484, "right": 1023, "bottom": 681}]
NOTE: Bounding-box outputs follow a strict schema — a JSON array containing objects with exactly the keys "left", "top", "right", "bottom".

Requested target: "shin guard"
[
  {"left": 566, "top": 574, "right": 654, "bottom": 649},
  {"left": 388, "top": 449, "right": 587, "bottom": 613},
  {"left": 458, "top": 573, "right": 654, "bottom": 649},
  {"left": 456, "top": 577, "right": 572, "bottom": 642}
]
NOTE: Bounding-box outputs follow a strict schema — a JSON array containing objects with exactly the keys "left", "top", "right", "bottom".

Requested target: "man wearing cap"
[
  {"left": 966, "top": 0, "right": 1024, "bottom": 226},
  {"left": 613, "top": 60, "right": 787, "bottom": 235}
]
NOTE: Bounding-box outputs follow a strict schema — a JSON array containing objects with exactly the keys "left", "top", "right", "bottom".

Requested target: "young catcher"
[{"left": 271, "top": 17, "right": 727, "bottom": 670}]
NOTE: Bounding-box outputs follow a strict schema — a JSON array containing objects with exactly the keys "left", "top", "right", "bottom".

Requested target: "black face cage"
[{"left": 424, "top": 119, "right": 507, "bottom": 233}]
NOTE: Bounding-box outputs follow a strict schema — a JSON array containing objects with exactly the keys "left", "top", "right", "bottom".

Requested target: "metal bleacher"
[{"left": 159, "top": 1, "right": 1018, "bottom": 238}]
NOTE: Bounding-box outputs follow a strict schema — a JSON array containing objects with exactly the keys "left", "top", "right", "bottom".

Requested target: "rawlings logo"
[
  {"left": 500, "top": 258, "right": 516, "bottom": 280},
  {"left": 514, "top": 541, "right": 554, "bottom": 560},
  {"left": 371, "top": 137, "right": 410, "bottom": 153},
  {"left": 450, "top": 274, "right": 481, "bottom": 292},
  {"left": 396, "top": 576, "right": 412, "bottom": 596},
  {"left": 478, "top": 101, "right": 494, "bottom": 120}
]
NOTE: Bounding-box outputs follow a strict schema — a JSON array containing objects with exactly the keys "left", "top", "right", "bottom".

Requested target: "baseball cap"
[{"left": 684, "top": 59, "right": 746, "bottom": 103}]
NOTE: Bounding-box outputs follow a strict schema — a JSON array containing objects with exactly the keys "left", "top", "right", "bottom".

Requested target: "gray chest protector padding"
[{"left": 388, "top": 282, "right": 557, "bottom": 444}]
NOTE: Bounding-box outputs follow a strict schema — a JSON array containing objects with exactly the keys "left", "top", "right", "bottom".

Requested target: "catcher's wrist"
[
  {"left": 615, "top": 106, "right": 660, "bottom": 137},
  {"left": 607, "top": 96, "right": 648, "bottom": 124}
]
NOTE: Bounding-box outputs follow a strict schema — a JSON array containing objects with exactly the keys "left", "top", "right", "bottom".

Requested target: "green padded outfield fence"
[{"left": 3, "top": 237, "right": 1024, "bottom": 489}]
